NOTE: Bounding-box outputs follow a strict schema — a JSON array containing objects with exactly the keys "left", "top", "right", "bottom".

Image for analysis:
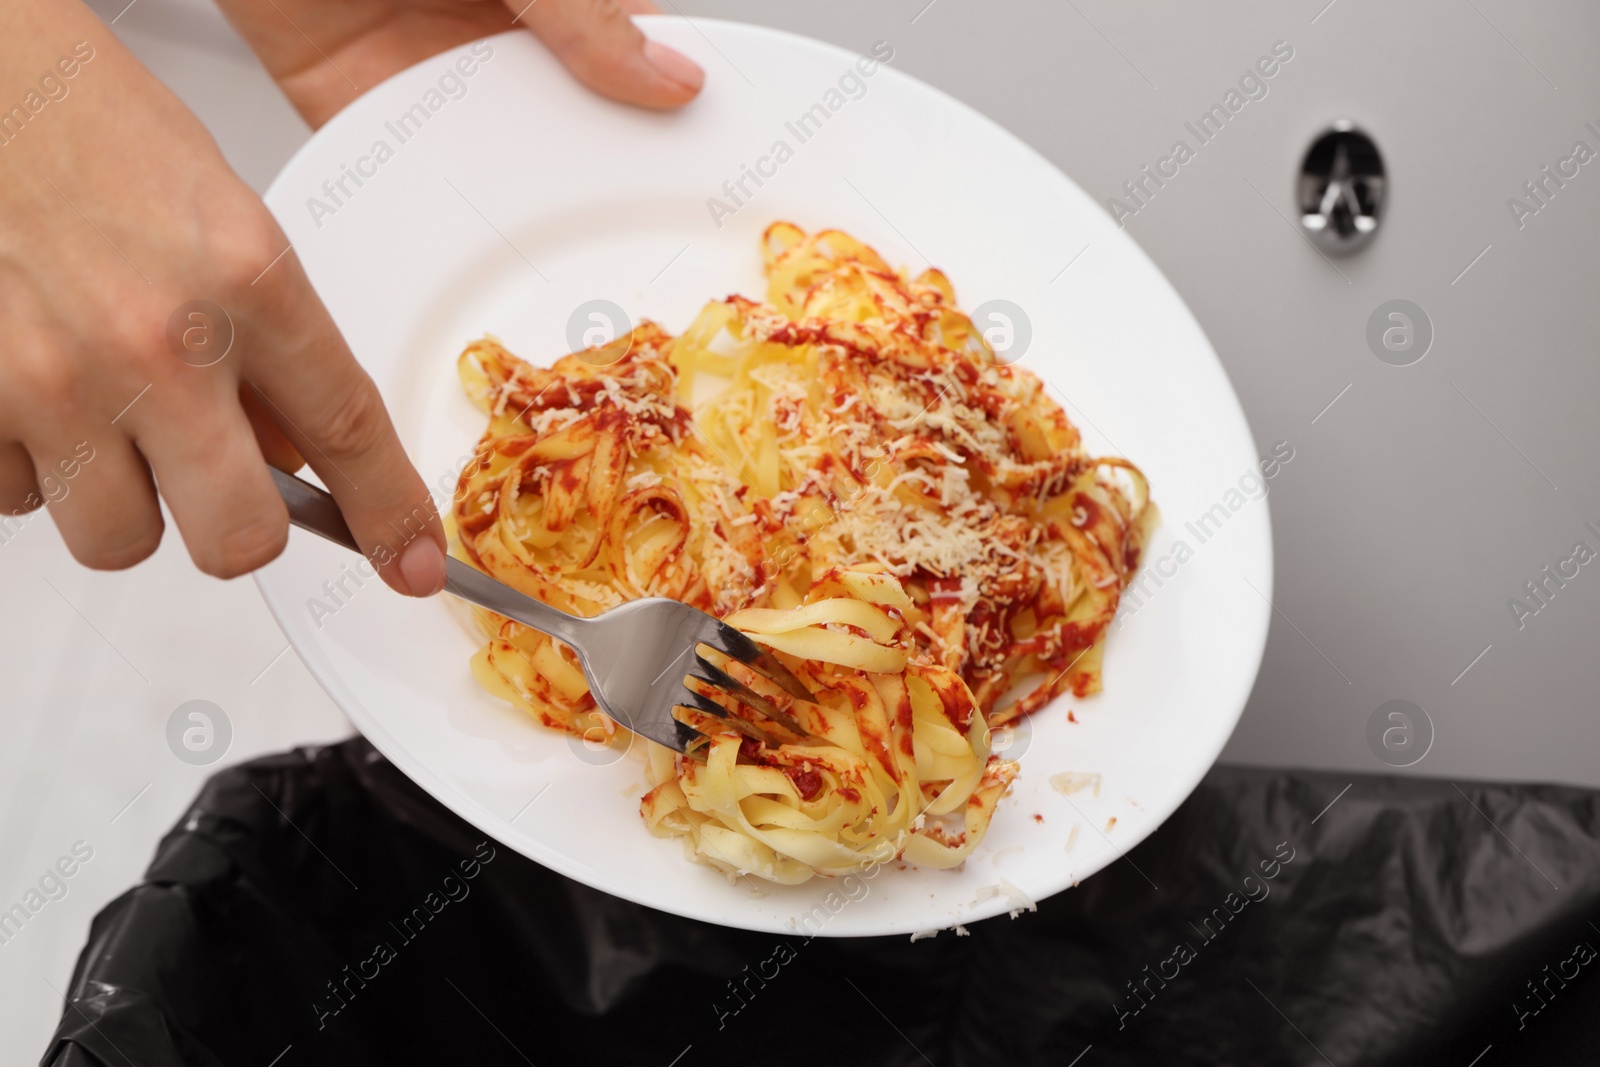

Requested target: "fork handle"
[
  {"left": 270, "top": 468, "right": 591, "bottom": 646},
  {"left": 271, "top": 466, "right": 362, "bottom": 553}
]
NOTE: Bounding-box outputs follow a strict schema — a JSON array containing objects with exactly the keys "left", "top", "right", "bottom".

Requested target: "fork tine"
[
  {"left": 689, "top": 653, "right": 820, "bottom": 744},
  {"left": 677, "top": 686, "right": 785, "bottom": 747},
  {"left": 702, "top": 622, "right": 816, "bottom": 704},
  {"left": 669, "top": 719, "right": 711, "bottom": 762},
  {"left": 620, "top": 709, "right": 711, "bottom": 761},
  {"left": 669, "top": 701, "right": 726, "bottom": 742}
]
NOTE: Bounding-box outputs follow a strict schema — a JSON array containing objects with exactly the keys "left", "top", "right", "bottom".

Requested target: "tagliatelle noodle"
[{"left": 449, "top": 223, "right": 1152, "bottom": 883}]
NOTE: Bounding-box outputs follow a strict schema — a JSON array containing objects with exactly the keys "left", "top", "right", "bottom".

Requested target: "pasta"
[{"left": 450, "top": 223, "right": 1152, "bottom": 883}]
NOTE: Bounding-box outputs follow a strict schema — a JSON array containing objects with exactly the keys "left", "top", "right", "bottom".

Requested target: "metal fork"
[{"left": 271, "top": 469, "right": 816, "bottom": 755}]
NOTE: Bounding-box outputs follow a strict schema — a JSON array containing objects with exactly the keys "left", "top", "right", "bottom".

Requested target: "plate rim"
[{"left": 255, "top": 15, "right": 1274, "bottom": 936}]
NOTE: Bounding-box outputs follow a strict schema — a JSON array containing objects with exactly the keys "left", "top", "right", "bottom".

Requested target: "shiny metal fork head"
[
  {"left": 579, "top": 597, "right": 816, "bottom": 756},
  {"left": 267, "top": 469, "right": 812, "bottom": 757}
]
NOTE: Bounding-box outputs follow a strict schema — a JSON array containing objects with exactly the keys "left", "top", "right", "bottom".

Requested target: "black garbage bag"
[{"left": 44, "top": 738, "right": 1600, "bottom": 1066}]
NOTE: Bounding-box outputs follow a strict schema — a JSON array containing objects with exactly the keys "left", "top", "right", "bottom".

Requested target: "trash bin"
[{"left": 43, "top": 739, "right": 1600, "bottom": 1066}]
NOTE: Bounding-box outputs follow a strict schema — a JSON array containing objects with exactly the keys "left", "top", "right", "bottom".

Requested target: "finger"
[
  {"left": 0, "top": 442, "right": 42, "bottom": 517},
  {"left": 240, "top": 382, "right": 304, "bottom": 474},
  {"left": 128, "top": 380, "right": 290, "bottom": 580},
  {"left": 240, "top": 282, "right": 446, "bottom": 597},
  {"left": 30, "top": 433, "right": 164, "bottom": 571},
  {"left": 512, "top": 0, "right": 704, "bottom": 109}
]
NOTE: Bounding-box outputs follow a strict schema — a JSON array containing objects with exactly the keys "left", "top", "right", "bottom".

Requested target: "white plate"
[{"left": 256, "top": 18, "right": 1271, "bottom": 937}]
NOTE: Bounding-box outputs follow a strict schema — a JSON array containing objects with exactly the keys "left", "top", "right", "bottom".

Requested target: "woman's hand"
[
  {"left": 213, "top": 0, "right": 703, "bottom": 128},
  {"left": 0, "top": 0, "right": 449, "bottom": 595},
  {"left": 0, "top": 0, "right": 700, "bottom": 596}
]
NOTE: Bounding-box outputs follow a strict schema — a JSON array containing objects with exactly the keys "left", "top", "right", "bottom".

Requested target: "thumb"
[{"left": 508, "top": 0, "right": 704, "bottom": 109}]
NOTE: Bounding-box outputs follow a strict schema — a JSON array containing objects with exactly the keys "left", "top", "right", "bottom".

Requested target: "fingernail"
[
  {"left": 398, "top": 537, "right": 447, "bottom": 597},
  {"left": 643, "top": 39, "right": 704, "bottom": 93}
]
